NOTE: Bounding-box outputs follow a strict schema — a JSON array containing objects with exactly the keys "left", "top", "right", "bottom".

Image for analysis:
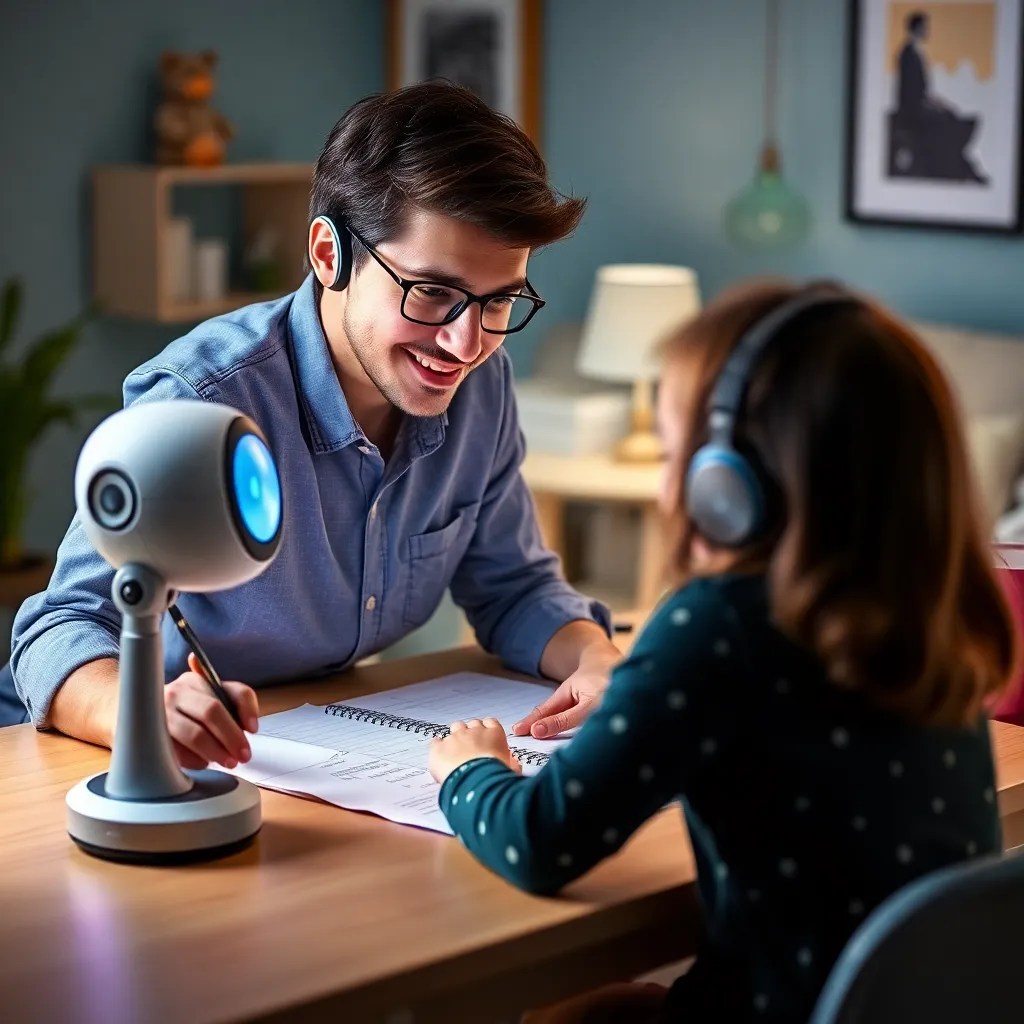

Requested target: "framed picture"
[
  {"left": 386, "top": 0, "right": 542, "bottom": 144},
  {"left": 845, "top": 0, "right": 1024, "bottom": 232}
]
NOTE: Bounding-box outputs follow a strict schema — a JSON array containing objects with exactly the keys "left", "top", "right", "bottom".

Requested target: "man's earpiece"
[{"left": 310, "top": 215, "right": 352, "bottom": 291}]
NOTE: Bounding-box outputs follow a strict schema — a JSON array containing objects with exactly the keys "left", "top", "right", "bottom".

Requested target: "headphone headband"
[
  {"left": 707, "top": 288, "right": 860, "bottom": 442},
  {"left": 685, "top": 284, "right": 863, "bottom": 547}
]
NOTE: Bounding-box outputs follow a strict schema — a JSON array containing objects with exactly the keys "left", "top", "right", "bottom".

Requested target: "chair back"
[{"left": 810, "top": 850, "right": 1024, "bottom": 1024}]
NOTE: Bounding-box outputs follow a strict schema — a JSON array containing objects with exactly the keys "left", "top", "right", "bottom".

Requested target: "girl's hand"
[{"left": 429, "top": 718, "right": 523, "bottom": 784}]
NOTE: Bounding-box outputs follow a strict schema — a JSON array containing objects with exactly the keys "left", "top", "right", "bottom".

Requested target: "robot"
[{"left": 65, "top": 400, "right": 282, "bottom": 863}]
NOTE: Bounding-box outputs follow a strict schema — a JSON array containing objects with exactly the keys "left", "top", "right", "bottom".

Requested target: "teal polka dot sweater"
[{"left": 439, "top": 574, "right": 1001, "bottom": 1022}]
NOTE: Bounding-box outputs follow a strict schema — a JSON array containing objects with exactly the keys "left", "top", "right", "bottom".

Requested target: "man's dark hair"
[
  {"left": 907, "top": 11, "right": 928, "bottom": 34},
  {"left": 307, "top": 80, "right": 586, "bottom": 278}
]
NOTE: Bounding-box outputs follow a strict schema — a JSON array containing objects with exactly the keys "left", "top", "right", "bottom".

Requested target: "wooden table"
[
  {"left": 0, "top": 647, "right": 698, "bottom": 1024},
  {"left": 520, "top": 450, "right": 664, "bottom": 611},
  {"left": 3, "top": 647, "right": 1024, "bottom": 1024}
]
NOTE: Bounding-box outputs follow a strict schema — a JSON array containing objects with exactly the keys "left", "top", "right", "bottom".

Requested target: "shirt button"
[
  {"left": 358, "top": 445, "right": 370, "bottom": 455},
  {"left": 365, "top": 595, "right": 377, "bottom": 611}
]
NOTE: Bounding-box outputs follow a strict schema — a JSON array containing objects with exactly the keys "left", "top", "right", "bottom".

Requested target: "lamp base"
[
  {"left": 613, "top": 429, "right": 664, "bottom": 463},
  {"left": 613, "top": 379, "right": 664, "bottom": 463}
]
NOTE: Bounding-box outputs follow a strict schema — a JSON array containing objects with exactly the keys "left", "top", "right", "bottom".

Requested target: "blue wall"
[
  {"left": 4, "top": 0, "right": 1024, "bottom": 655},
  {"left": 515, "top": 0, "right": 1024, "bottom": 375},
  {"left": 0, "top": 0, "right": 383, "bottom": 556}
]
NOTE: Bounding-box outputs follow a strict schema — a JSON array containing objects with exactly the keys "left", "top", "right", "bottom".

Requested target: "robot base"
[{"left": 66, "top": 769, "right": 261, "bottom": 865}]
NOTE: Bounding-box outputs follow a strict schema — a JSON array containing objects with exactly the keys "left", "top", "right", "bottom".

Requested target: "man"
[
  {"left": 892, "top": 11, "right": 987, "bottom": 183},
  {"left": 7, "top": 82, "right": 622, "bottom": 770},
  {"left": 896, "top": 12, "right": 947, "bottom": 116}
]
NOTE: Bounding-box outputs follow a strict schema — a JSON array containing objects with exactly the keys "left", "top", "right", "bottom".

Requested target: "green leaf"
[
  {"left": 0, "top": 278, "right": 21, "bottom": 357},
  {"left": 22, "top": 314, "right": 90, "bottom": 396},
  {"left": 0, "top": 287, "right": 104, "bottom": 559}
]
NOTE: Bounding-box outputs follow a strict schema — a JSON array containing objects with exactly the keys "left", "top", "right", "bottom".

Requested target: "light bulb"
[{"left": 725, "top": 146, "right": 812, "bottom": 248}]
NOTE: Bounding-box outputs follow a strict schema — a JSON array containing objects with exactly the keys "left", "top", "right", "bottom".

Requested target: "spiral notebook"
[{"left": 225, "top": 673, "right": 572, "bottom": 835}]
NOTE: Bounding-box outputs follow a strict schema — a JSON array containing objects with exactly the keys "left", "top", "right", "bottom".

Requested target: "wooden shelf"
[
  {"left": 92, "top": 162, "right": 315, "bottom": 323},
  {"left": 162, "top": 289, "right": 288, "bottom": 322}
]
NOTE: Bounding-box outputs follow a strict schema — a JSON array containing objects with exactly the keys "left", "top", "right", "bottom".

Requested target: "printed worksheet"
[{"left": 225, "top": 673, "right": 574, "bottom": 834}]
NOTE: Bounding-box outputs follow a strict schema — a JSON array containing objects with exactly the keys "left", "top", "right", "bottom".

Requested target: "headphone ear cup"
[
  {"left": 685, "top": 444, "right": 765, "bottom": 548},
  {"left": 313, "top": 215, "right": 352, "bottom": 291}
]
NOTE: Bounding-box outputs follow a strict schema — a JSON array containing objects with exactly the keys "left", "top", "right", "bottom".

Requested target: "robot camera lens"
[
  {"left": 88, "top": 471, "right": 136, "bottom": 530},
  {"left": 100, "top": 485, "right": 126, "bottom": 515},
  {"left": 232, "top": 434, "right": 281, "bottom": 544}
]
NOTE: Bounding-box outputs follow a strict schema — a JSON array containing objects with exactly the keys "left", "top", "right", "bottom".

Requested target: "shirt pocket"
[{"left": 403, "top": 501, "right": 482, "bottom": 629}]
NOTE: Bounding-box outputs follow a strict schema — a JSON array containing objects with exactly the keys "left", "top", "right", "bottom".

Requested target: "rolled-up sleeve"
[
  {"left": 449, "top": 354, "right": 611, "bottom": 677},
  {"left": 10, "top": 367, "right": 206, "bottom": 726}
]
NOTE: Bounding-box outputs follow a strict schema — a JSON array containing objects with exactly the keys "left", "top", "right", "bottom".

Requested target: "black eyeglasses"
[{"left": 348, "top": 224, "right": 545, "bottom": 335}]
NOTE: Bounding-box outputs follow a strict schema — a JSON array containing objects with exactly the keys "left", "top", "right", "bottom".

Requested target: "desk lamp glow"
[
  {"left": 65, "top": 400, "right": 283, "bottom": 864},
  {"left": 577, "top": 264, "right": 701, "bottom": 463}
]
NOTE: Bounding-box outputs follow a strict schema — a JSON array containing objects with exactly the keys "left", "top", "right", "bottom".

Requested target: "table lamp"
[{"left": 576, "top": 264, "right": 701, "bottom": 463}]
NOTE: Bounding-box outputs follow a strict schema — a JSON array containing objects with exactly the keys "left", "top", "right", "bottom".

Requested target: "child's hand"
[{"left": 429, "top": 718, "right": 523, "bottom": 784}]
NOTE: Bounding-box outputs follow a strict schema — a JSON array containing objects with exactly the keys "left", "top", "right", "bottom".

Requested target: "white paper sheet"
[{"left": 225, "top": 673, "right": 573, "bottom": 835}]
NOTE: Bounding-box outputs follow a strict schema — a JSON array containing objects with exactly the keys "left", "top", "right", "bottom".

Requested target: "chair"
[
  {"left": 0, "top": 660, "right": 30, "bottom": 726},
  {"left": 810, "top": 849, "right": 1024, "bottom": 1023}
]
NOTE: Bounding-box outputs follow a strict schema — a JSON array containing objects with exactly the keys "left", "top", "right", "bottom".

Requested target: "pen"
[
  {"left": 613, "top": 622, "right": 634, "bottom": 634},
  {"left": 167, "top": 603, "right": 245, "bottom": 730}
]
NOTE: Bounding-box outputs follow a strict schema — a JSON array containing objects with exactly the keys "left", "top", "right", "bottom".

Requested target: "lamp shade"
[{"left": 576, "top": 264, "right": 701, "bottom": 383}]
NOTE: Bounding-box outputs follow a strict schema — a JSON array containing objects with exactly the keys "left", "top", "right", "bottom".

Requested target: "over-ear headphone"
[
  {"left": 310, "top": 214, "right": 353, "bottom": 291},
  {"left": 684, "top": 287, "right": 862, "bottom": 548}
]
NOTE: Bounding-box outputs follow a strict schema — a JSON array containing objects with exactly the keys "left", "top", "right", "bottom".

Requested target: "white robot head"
[{"left": 75, "top": 400, "right": 283, "bottom": 591}]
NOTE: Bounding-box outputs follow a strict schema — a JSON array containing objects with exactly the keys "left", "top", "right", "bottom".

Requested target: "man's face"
[
  {"left": 914, "top": 17, "right": 929, "bottom": 40},
  {"left": 338, "top": 209, "right": 530, "bottom": 418}
]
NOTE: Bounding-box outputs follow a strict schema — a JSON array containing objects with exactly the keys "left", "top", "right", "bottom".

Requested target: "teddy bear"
[{"left": 154, "top": 50, "right": 235, "bottom": 166}]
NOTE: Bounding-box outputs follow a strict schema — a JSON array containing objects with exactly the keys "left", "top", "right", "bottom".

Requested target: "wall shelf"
[{"left": 92, "top": 162, "right": 314, "bottom": 322}]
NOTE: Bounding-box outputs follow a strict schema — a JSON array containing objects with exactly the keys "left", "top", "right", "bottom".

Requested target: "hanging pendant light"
[{"left": 725, "top": 0, "right": 811, "bottom": 247}]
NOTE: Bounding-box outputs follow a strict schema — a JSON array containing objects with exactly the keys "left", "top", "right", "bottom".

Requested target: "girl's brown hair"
[{"left": 661, "top": 277, "right": 1017, "bottom": 726}]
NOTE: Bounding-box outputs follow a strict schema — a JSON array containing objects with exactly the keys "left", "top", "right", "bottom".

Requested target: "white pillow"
[{"left": 965, "top": 414, "right": 1024, "bottom": 527}]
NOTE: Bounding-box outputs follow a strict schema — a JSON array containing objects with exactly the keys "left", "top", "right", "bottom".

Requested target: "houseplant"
[{"left": 0, "top": 278, "right": 113, "bottom": 600}]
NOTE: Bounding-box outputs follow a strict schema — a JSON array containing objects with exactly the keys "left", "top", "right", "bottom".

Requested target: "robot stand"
[{"left": 66, "top": 563, "right": 261, "bottom": 864}]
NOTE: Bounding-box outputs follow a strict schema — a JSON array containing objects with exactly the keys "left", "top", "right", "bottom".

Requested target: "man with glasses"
[{"left": 7, "top": 82, "right": 624, "bottom": 773}]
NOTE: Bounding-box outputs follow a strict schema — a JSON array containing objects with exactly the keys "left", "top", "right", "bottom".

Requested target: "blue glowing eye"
[{"left": 232, "top": 434, "right": 281, "bottom": 544}]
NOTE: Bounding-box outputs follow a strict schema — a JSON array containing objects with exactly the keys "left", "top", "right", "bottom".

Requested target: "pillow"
[{"left": 965, "top": 414, "right": 1024, "bottom": 528}]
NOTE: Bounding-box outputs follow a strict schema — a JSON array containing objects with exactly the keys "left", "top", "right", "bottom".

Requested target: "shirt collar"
[{"left": 288, "top": 273, "right": 448, "bottom": 455}]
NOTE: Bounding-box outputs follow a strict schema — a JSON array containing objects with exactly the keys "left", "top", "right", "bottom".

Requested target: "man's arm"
[
  {"left": 449, "top": 353, "right": 620, "bottom": 734},
  {"left": 510, "top": 619, "right": 622, "bottom": 737},
  {"left": 49, "top": 658, "right": 119, "bottom": 747}
]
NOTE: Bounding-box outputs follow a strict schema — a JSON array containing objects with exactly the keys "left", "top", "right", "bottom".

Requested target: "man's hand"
[
  {"left": 429, "top": 718, "right": 523, "bottom": 785},
  {"left": 513, "top": 621, "right": 621, "bottom": 738},
  {"left": 164, "top": 653, "right": 260, "bottom": 770}
]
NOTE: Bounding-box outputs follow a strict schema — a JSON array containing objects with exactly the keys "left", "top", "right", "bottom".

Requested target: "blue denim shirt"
[{"left": 11, "top": 275, "right": 609, "bottom": 726}]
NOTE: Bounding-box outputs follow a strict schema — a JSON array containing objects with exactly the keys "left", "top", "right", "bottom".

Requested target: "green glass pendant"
[{"left": 725, "top": 144, "right": 812, "bottom": 248}]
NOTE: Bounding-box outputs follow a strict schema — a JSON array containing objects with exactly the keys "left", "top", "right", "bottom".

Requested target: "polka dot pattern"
[{"left": 432, "top": 575, "right": 999, "bottom": 1023}]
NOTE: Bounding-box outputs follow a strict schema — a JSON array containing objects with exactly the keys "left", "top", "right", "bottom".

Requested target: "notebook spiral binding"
[{"left": 323, "top": 703, "right": 550, "bottom": 766}]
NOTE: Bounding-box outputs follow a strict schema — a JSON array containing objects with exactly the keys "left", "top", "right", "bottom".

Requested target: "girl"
[{"left": 428, "top": 279, "right": 1017, "bottom": 1023}]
